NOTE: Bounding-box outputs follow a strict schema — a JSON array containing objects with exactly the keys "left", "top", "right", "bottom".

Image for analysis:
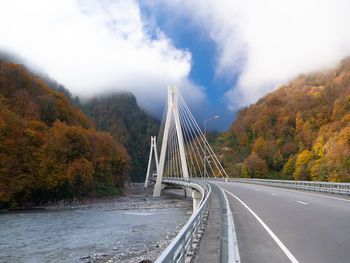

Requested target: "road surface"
[{"left": 215, "top": 181, "right": 350, "bottom": 263}]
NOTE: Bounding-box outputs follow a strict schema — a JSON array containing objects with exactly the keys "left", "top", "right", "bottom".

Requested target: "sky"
[{"left": 1, "top": 0, "right": 350, "bottom": 131}]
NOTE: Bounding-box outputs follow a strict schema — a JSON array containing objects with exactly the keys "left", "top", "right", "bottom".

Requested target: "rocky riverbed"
[
  {"left": 75, "top": 184, "right": 193, "bottom": 263},
  {"left": 44, "top": 183, "right": 191, "bottom": 211},
  {"left": 81, "top": 222, "right": 186, "bottom": 263}
]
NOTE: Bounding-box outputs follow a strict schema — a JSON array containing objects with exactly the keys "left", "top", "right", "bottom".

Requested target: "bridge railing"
[
  {"left": 211, "top": 177, "right": 350, "bottom": 195},
  {"left": 155, "top": 178, "right": 211, "bottom": 263}
]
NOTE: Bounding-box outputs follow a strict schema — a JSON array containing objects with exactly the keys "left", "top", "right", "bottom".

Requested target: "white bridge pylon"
[
  {"left": 145, "top": 85, "right": 228, "bottom": 197},
  {"left": 144, "top": 136, "right": 158, "bottom": 188},
  {"left": 153, "top": 85, "right": 189, "bottom": 196}
]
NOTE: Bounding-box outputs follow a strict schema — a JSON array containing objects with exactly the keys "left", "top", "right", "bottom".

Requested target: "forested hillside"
[
  {"left": 80, "top": 94, "right": 159, "bottom": 182},
  {"left": 0, "top": 58, "right": 129, "bottom": 208},
  {"left": 216, "top": 57, "right": 350, "bottom": 182}
]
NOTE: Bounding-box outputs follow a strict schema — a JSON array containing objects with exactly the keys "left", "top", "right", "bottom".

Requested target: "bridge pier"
[
  {"left": 153, "top": 182, "right": 166, "bottom": 197},
  {"left": 192, "top": 189, "right": 202, "bottom": 212},
  {"left": 184, "top": 187, "right": 192, "bottom": 198}
]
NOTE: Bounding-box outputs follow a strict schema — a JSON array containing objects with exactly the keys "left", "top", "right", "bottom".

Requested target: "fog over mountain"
[{"left": 1, "top": 0, "right": 350, "bottom": 130}]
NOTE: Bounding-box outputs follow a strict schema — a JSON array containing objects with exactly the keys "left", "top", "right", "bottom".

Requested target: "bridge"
[{"left": 144, "top": 86, "right": 350, "bottom": 263}]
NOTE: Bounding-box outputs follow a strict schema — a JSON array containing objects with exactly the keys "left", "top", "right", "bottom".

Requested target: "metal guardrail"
[
  {"left": 157, "top": 176, "right": 350, "bottom": 262},
  {"left": 227, "top": 178, "right": 350, "bottom": 195},
  {"left": 155, "top": 178, "right": 211, "bottom": 263},
  {"left": 209, "top": 182, "right": 240, "bottom": 263}
]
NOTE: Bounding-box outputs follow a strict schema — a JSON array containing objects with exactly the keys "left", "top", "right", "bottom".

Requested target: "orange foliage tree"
[{"left": 0, "top": 58, "right": 130, "bottom": 208}]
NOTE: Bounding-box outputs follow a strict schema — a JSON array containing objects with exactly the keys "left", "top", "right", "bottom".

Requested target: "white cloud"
[
  {"left": 0, "top": 0, "right": 205, "bottom": 114},
  {"left": 150, "top": 0, "right": 350, "bottom": 108}
]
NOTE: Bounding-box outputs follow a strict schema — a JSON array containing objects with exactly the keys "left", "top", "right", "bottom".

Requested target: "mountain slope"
[
  {"left": 80, "top": 93, "right": 159, "bottom": 182},
  {"left": 0, "top": 58, "right": 129, "bottom": 208},
  {"left": 216, "top": 57, "right": 350, "bottom": 182}
]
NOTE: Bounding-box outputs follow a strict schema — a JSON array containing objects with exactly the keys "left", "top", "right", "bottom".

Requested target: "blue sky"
[
  {"left": 139, "top": 4, "right": 239, "bottom": 130},
  {"left": 1, "top": 0, "right": 350, "bottom": 131}
]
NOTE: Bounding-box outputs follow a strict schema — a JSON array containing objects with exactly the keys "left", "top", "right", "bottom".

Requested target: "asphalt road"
[{"left": 215, "top": 181, "right": 350, "bottom": 263}]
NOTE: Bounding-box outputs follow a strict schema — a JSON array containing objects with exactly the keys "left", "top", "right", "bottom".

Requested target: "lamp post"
[{"left": 203, "top": 115, "right": 220, "bottom": 177}]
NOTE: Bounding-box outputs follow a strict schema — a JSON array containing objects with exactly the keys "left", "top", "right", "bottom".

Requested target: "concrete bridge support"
[
  {"left": 192, "top": 189, "right": 202, "bottom": 213},
  {"left": 144, "top": 136, "right": 158, "bottom": 188}
]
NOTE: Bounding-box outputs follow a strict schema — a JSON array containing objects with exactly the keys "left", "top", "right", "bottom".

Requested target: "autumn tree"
[
  {"left": 0, "top": 58, "right": 130, "bottom": 208},
  {"left": 293, "top": 150, "right": 314, "bottom": 180},
  {"left": 242, "top": 154, "right": 268, "bottom": 178},
  {"left": 252, "top": 137, "right": 266, "bottom": 159},
  {"left": 282, "top": 155, "right": 295, "bottom": 180}
]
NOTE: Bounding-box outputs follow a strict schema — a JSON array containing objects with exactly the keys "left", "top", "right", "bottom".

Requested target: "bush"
[{"left": 95, "top": 182, "right": 121, "bottom": 197}]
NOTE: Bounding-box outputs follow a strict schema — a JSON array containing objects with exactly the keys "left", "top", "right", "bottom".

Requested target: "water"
[{"left": 0, "top": 206, "right": 190, "bottom": 263}]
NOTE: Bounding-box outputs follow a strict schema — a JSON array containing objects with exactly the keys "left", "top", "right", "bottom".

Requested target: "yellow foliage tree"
[
  {"left": 252, "top": 137, "right": 266, "bottom": 159},
  {"left": 313, "top": 137, "right": 325, "bottom": 158},
  {"left": 295, "top": 150, "right": 313, "bottom": 167},
  {"left": 294, "top": 150, "right": 314, "bottom": 180},
  {"left": 241, "top": 165, "right": 249, "bottom": 178},
  {"left": 296, "top": 112, "right": 303, "bottom": 132}
]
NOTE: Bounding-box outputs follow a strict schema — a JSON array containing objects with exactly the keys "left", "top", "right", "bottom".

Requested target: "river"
[{"left": 0, "top": 191, "right": 191, "bottom": 263}]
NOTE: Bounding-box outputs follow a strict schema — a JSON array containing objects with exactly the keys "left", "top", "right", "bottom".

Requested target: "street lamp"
[{"left": 203, "top": 115, "right": 220, "bottom": 177}]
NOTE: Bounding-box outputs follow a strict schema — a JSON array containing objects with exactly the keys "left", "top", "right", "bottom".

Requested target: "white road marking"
[
  {"left": 223, "top": 189, "right": 299, "bottom": 263},
  {"left": 271, "top": 193, "right": 278, "bottom": 196},
  {"left": 297, "top": 201, "right": 308, "bottom": 205},
  {"left": 255, "top": 189, "right": 260, "bottom": 192},
  {"left": 289, "top": 190, "right": 350, "bottom": 203}
]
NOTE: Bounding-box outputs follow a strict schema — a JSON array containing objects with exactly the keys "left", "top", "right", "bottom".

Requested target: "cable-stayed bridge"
[
  {"left": 144, "top": 86, "right": 350, "bottom": 263},
  {"left": 145, "top": 85, "right": 228, "bottom": 193}
]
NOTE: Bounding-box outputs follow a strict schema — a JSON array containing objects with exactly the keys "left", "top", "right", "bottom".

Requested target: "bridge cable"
[
  {"left": 179, "top": 94, "right": 228, "bottom": 178},
  {"left": 178, "top": 102, "right": 204, "bottom": 178},
  {"left": 178, "top": 97, "right": 216, "bottom": 177},
  {"left": 178, "top": 94, "right": 224, "bottom": 178}
]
